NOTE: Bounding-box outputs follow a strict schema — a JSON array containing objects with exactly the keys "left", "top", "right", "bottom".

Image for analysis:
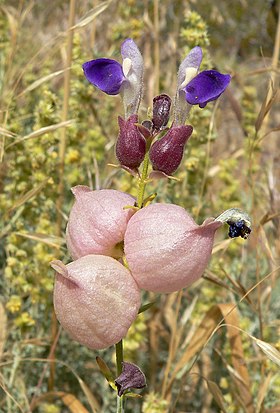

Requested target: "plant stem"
[
  {"left": 116, "top": 339, "right": 124, "bottom": 375},
  {"left": 137, "top": 151, "right": 150, "bottom": 207},
  {"left": 117, "top": 394, "right": 124, "bottom": 413},
  {"left": 50, "top": 0, "right": 76, "bottom": 391},
  {"left": 116, "top": 340, "right": 124, "bottom": 412}
]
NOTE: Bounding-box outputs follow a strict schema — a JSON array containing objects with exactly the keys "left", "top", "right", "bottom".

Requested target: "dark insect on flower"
[{"left": 227, "top": 220, "right": 251, "bottom": 239}]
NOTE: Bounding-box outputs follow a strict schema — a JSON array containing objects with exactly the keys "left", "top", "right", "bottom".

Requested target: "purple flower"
[
  {"left": 83, "top": 38, "right": 144, "bottom": 117},
  {"left": 82, "top": 58, "right": 125, "bottom": 95},
  {"left": 174, "top": 46, "right": 231, "bottom": 124},
  {"left": 184, "top": 70, "right": 231, "bottom": 108}
]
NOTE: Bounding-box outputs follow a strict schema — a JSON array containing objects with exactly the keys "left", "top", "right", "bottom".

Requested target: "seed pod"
[
  {"left": 149, "top": 125, "right": 193, "bottom": 175},
  {"left": 116, "top": 114, "right": 146, "bottom": 168},
  {"left": 124, "top": 203, "right": 222, "bottom": 293},
  {"left": 52, "top": 255, "right": 141, "bottom": 350},
  {"left": 66, "top": 186, "right": 135, "bottom": 259}
]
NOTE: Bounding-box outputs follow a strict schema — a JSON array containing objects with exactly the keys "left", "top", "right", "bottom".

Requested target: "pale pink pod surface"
[
  {"left": 124, "top": 203, "right": 222, "bottom": 293},
  {"left": 66, "top": 186, "right": 135, "bottom": 259},
  {"left": 52, "top": 255, "right": 141, "bottom": 350}
]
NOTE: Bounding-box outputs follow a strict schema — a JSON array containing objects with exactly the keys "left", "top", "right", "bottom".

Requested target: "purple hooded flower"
[
  {"left": 184, "top": 70, "right": 231, "bottom": 108},
  {"left": 83, "top": 38, "right": 144, "bottom": 117},
  {"left": 174, "top": 46, "right": 231, "bottom": 124},
  {"left": 82, "top": 58, "right": 125, "bottom": 95}
]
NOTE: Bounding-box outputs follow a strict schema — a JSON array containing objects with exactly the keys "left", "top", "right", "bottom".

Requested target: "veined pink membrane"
[
  {"left": 52, "top": 255, "right": 141, "bottom": 350},
  {"left": 66, "top": 186, "right": 135, "bottom": 259},
  {"left": 124, "top": 203, "right": 222, "bottom": 293}
]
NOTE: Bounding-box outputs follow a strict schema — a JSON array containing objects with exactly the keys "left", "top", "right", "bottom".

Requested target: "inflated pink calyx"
[
  {"left": 66, "top": 186, "right": 135, "bottom": 260},
  {"left": 124, "top": 203, "right": 222, "bottom": 293},
  {"left": 51, "top": 255, "right": 141, "bottom": 350}
]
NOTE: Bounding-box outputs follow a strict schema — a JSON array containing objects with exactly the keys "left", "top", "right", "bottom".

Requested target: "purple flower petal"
[
  {"left": 82, "top": 58, "right": 125, "bottom": 95},
  {"left": 184, "top": 70, "right": 231, "bottom": 108}
]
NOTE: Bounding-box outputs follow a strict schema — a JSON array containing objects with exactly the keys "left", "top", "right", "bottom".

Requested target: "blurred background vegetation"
[{"left": 0, "top": 0, "right": 279, "bottom": 412}]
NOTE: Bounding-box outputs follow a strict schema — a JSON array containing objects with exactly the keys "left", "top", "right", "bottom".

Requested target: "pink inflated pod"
[
  {"left": 51, "top": 255, "right": 141, "bottom": 350},
  {"left": 66, "top": 186, "right": 135, "bottom": 260},
  {"left": 124, "top": 203, "right": 222, "bottom": 293}
]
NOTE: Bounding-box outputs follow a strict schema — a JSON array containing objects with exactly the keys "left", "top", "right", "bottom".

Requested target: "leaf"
[
  {"left": 255, "top": 88, "right": 279, "bottom": 132},
  {"left": 5, "top": 120, "right": 74, "bottom": 149},
  {"left": 96, "top": 356, "right": 116, "bottom": 388},
  {"left": 71, "top": 2, "right": 110, "bottom": 29},
  {"left": 61, "top": 393, "right": 91, "bottom": 413},
  {"left": 0, "top": 302, "right": 7, "bottom": 359},
  {"left": 31, "top": 391, "right": 90, "bottom": 413},
  {"left": 138, "top": 302, "right": 155, "bottom": 314},
  {"left": 256, "top": 372, "right": 273, "bottom": 413},
  {"left": 8, "top": 178, "right": 50, "bottom": 212},
  {"left": 77, "top": 377, "right": 101, "bottom": 413},
  {"left": 206, "top": 380, "right": 228, "bottom": 413},
  {"left": 18, "top": 68, "right": 68, "bottom": 96},
  {"left": 168, "top": 304, "right": 254, "bottom": 412},
  {"left": 254, "top": 339, "right": 280, "bottom": 367},
  {"left": 0, "top": 127, "right": 17, "bottom": 138},
  {"left": 14, "top": 232, "right": 65, "bottom": 249}
]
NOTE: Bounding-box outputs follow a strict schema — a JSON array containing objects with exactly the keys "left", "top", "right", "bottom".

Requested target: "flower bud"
[
  {"left": 152, "top": 94, "right": 172, "bottom": 131},
  {"left": 66, "top": 186, "right": 135, "bottom": 260},
  {"left": 124, "top": 203, "right": 222, "bottom": 293},
  {"left": 149, "top": 125, "right": 193, "bottom": 175},
  {"left": 51, "top": 255, "right": 141, "bottom": 350},
  {"left": 115, "top": 362, "right": 146, "bottom": 396},
  {"left": 116, "top": 114, "right": 146, "bottom": 169}
]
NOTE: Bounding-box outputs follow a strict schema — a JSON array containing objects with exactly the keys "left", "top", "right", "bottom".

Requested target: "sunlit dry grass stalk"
[
  {"left": 50, "top": 0, "right": 77, "bottom": 391},
  {"left": 259, "top": 0, "right": 280, "bottom": 134},
  {"left": 153, "top": 0, "right": 160, "bottom": 97}
]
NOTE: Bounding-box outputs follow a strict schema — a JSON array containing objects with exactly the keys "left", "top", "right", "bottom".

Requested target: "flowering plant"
[{"left": 51, "top": 38, "right": 251, "bottom": 411}]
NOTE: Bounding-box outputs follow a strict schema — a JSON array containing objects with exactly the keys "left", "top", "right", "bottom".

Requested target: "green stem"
[
  {"left": 115, "top": 339, "right": 123, "bottom": 375},
  {"left": 116, "top": 340, "right": 124, "bottom": 413},
  {"left": 137, "top": 151, "right": 150, "bottom": 207},
  {"left": 115, "top": 143, "right": 151, "bottom": 413},
  {"left": 117, "top": 394, "right": 124, "bottom": 413}
]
